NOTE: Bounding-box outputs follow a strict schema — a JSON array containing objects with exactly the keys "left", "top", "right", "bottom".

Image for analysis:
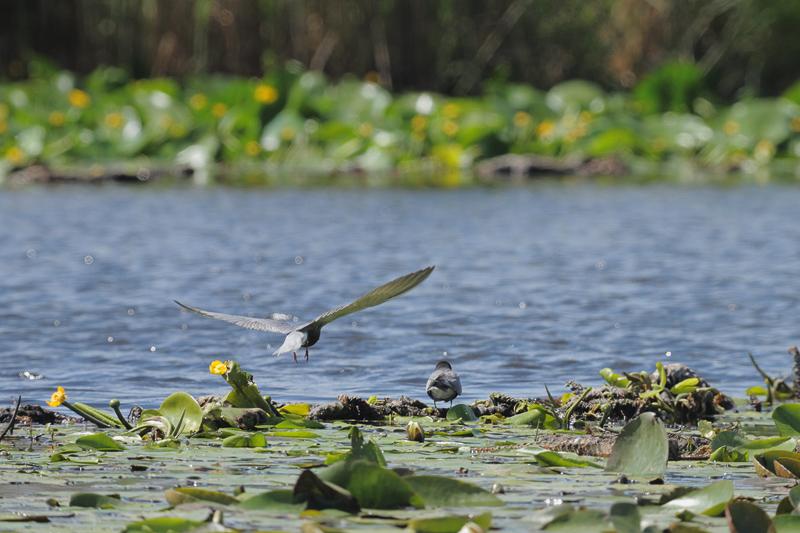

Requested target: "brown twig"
[{"left": 0, "top": 395, "right": 22, "bottom": 442}]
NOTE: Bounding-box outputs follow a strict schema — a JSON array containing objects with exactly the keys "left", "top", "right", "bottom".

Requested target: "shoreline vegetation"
[
  {"left": 2, "top": 61, "right": 800, "bottom": 187},
  {"left": 2, "top": 350, "right": 800, "bottom": 531}
]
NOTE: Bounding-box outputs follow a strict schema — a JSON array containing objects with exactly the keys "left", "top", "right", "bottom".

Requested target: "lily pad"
[
  {"left": 605, "top": 413, "right": 668, "bottom": 477},
  {"left": 662, "top": 480, "right": 734, "bottom": 516},
  {"left": 164, "top": 487, "right": 239, "bottom": 507},
  {"left": 222, "top": 432, "right": 267, "bottom": 448},
  {"left": 346, "top": 462, "right": 421, "bottom": 510},
  {"left": 293, "top": 469, "right": 360, "bottom": 513},
  {"left": 69, "top": 493, "right": 121, "bottom": 509},
  {"left": 725, "top": 499, "right": 774, "bottom": 533},
  {"left": 406, "top": 512, "right": 492, "bottom": 533},
  {"left": 773, "top": 404, "right": 800, "bottom": 437},
  {"left": 404, "top": 476, "right": 503, "bottom": 507},
  {"left": 446, "top": 404, "right": 478, "bottom": 422},
  {"left": 75, "top": 432, "right": 125, "bottom": 452},
  {"left": 158, "top": 392, "right": 203, "bottom": 435},
  {"left": 238, "top": 489, "right": 305, "bottom": 511},
  {"left": 122, "top": 517, "right": 204, "bottom": 532}
]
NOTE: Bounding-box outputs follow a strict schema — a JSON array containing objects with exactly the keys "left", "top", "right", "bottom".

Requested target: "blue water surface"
[{"left": 2, "top": 183, "right": 799, "bottom": 407}]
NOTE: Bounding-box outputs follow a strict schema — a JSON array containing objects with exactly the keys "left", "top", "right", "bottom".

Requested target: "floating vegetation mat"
[{"left": 2, "top": 357, "right": 800, "bottom": 532}]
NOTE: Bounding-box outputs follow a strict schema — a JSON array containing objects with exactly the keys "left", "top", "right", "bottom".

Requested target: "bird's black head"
[{"left": 434, "top": 360, "right": 452, "bottom": 370}]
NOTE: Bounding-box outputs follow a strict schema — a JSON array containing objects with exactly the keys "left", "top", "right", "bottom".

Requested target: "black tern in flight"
[
  {"left": 175, "top": 266, "right": 434, "bottom": 362},
  {"left": 426, "top": 360, "right": 462, "bottom": 408}
]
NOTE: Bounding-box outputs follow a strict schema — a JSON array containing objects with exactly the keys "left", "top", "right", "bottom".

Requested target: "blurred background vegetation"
[
  {"left": 1, "top": 0, "right": 800, "bottom": 184},
  {"left": 4, "top": 0, "right": 800, "bottom": 97}
]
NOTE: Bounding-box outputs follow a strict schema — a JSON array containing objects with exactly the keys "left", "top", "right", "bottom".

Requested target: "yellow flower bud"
[
  {"left": 209, "top": 360, "right": 229, "bottom": 375},
  {"left": 47, "top": 386, "right": 67, "bottom": 407}
]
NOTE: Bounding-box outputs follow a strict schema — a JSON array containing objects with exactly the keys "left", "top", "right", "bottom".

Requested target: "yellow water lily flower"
[
  {"left": 442, "top": 120, "right": 459, "bottom": 137},
  {"left": 104, "top": 112, "right": 124, "bottom": 129},
  {"left": 211, "top": 103, "right": 227, "bottom": 119},
  {"left": 536, "top": 120, "right": 555, "bottom": 139},
  {"left": 48, "top": 111, "right": 66, "bottom": 127},
  {"left": 189, "top": 93, "right": 208, "bottom": 111},
  {"left": 254, "top": 84, "right": 278, "bottom": 105},
  {"left": 244, "top": 140, "right": 261, "bottom": 156},
  {"left": 68, "top": 89, "right": 91, "bottom": 109},
  {"left": 209, "top": 360, "right": 228, "bottom": 375},
  {"left": 513, "top": 111, "right": 532, "bottom": 128},
  {"left": 5, "top": 146, "right": 24, "bottom": 165},
  {"left": 47, "top": 386, "right": 67, "bottom": 407},
  {"left": 411, "top": 115, "right": 427, "bottom": 133}
]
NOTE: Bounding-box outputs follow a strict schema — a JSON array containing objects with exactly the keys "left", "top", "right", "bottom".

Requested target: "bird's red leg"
[
  {"left": 293, "top": 352, "right": 298, "bottom": 363},
  {"left": 305, "top": 348, "right": 309, "bottom": 362}
]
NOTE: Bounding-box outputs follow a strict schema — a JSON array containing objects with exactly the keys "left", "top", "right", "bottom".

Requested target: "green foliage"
[
  {"left": 2, "top": 62, "right": 800, "bottom": 183},
  {"left": 661, "top": 480, "right": 734, "bottom": 516},
  {"left": 634, "top": 61, "right": 705, "bottom": 114},
  {"left": 605, "top": 413, "right": 668, "bottom": 477}
]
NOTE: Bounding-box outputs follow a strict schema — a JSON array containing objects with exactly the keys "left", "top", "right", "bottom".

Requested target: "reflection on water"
[{"left": 2, "top": 183, "right": 800, "bottom": 407}]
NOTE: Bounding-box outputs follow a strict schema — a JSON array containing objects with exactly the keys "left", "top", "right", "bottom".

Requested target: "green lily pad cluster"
[{"left": 2, "top": 60, "right": 800, "bottom": 183}]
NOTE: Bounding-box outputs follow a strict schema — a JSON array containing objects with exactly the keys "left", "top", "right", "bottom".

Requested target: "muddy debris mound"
[
  {"left": 310, "top": 395, "right": 431, "bottom": 421},
  {"left": 0, "top": 404, "right": 77, "bottom": 425}
]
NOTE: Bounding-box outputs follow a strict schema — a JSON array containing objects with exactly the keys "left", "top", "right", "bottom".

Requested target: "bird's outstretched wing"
[
  {"left": 309, "top": 266, "right": 435, "bottom": 329},
  {"left": 175, "top": 301, "right": 296, "bottom": 334}
]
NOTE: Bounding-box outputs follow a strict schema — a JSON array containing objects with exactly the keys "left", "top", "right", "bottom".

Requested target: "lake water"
[{"left": 2, "top": 183, "right": 800, "bottom": 409}]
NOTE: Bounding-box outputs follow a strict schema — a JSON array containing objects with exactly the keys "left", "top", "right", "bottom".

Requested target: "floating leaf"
[
  {"left": 542, "top": 508, "right": 609, "bottom": 531},
  {"left": 407, "top": 512, "right": 492, "bottom": 533},
  {"left": 164, "top": 487, "right": 239, "bottom": 507},
  {"left": 404, "top": 476, "right": 503, "bottom": 507},
  {"left": 346, "top": 462, "right": 421, "bottom": 510},
  {"left": 523, "top": 449, "right": 603, "bottom": 469},
  {"left": 662, "top": 480, "right": 734, "bottom": 516},
  {"left": 725, "top": 499, "right": 774, "bottom": 533},
  {"left": 599, "top": 368, "right": 631, "bottom": 388},
  {"left": 122, "top": 517, "right": 203, "bottom": 532},
  {"left": 157, "top": 392, "right": 203, "bottom": 435},
  {"left": 774, "top": 514, "right": 800, "bottom": 532},
  {"left": 670, "top": 377, "right": 700, "bottom": 395},
  {"left": 69, "top": 493, "right": 121, "bottom": 509},
  {"left": 293, "top": 469, "right": 360, "bottom": 513},
  {"left": 267, "top": 430, "right": 320, "bottom": 439},
  {"left": 446, "top": 404, "right": 478, "bottom": 423},
  {"left": 608, "top": 502, "right": 641, "bottom": 533},
  {"left": 605, "top": 413, "right": 668, "bottom": 477},
  {"left": 222, "top": 432, "right": 267, "bottom": 448},
  {"left": 238, "top": 489, "right": 304, "bottom": 512},
  {"left": 75, "top": 433, "right": 125, "bottom": 452},
  {"left": 279, "top": 403, "right": 311, "bottom": 416},
  {"left": 773, "top": 404, "right": 800, "bottom": 436}
]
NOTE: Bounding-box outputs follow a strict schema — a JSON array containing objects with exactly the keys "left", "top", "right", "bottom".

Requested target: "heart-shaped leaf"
[{"left": 605, "top": 413, "right": 668, "bottom": 477}]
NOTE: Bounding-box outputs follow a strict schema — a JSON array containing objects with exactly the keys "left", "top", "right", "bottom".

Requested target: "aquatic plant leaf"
[
  {"left": 238, "top": 489, "right": 304, "bottom": 511},
  {"left": 505, "top": 407, "right": 558, "bottom": 429},
  {"left": 523, "top": 449, "right": 603, "bottom": 468},
  {"left": 773, "top": 514, "right": 800, "bottom": 532},
  {"left": 753, "top": 450, "right": 800, "bottom": 477},
  {"left": 406, "top": 512, "right": 492, "bottom": 533},
  {"left": 75, "top": 432, "right": 125, "bottom": 451},
  {"left": 71, "top": 402, "right": 124, "bottom": 428},
  {"left": 746, "top": 386, "right": 769, "bottom": 397},
  {"left": 709, "top": 446, "right": 750, "bottom": 462},
  {"left": 293, "top": 469, "right": 360, "bottom": 513},
  {"left": 446, "top": 404, "right": 478, "bottom": 422},
  {"left": 404, "top": 476, "right": 502, "bottom": 507},
  {"left": 600, "top": 368, "right": 631, "bottom": 388},
  {"left": 158, "top": 392, "right": 203, "bottom": 435},
  {"left": 774, "top": 457, "right": 800, "bottom": 478},
  {"left": 348, "top": 426, "right": 386, "bottom": 466},
  {"left": 69, "top": 493, "right": 121, "bottom": 509},
  {"left": 772, "top": 404, "right": 800, "bottom": 436},
  {"left": 724, "top": 499, "right": 774, "bottom": 533},
  {"left": 165, "top": 487, "right": 239, "bottom": 507},
  {"left": 274, "top": 417, "right": 325, "bottom": 429},
  {"left": 712, "top": 431, "right": 793, "bottom": 452},
  {"left": 122, "top": 517, "right": 204, "bottom": 532},
  {"left": 345, "top": 462, "right": 421, "bottom": 510},
  {"left": 279, "top": 403, "right": 311, "bottom": 416},
  {"left": 662, "top": 480, "right": 734, "bottom": 516},
  {"left": 222, "top": 361, "right": 281, "bottom": 417},
  {"left": 222, "top": 432, "right": 267, "bottom": 448},
  {"left": 609, "top": 502, "right": 641, "bottom": 533},
  {"left": 670, "top": 378, "right": 700, "bottom": 395},
  {"left": 605, "top": 413, "right": 668, "bottom": 477},
  {"left": 266, "top": 430, "right": 320, "bottom": 439},
  {"left": 542, "top": 508, "right": 609, "bottom": 531},
  {"left": 776, "top": 485, "right": 800, "bottom": 515}
]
